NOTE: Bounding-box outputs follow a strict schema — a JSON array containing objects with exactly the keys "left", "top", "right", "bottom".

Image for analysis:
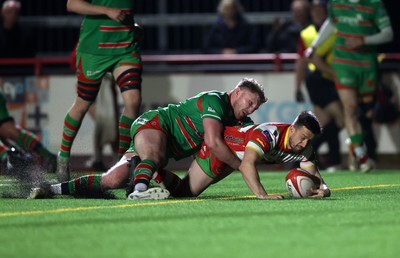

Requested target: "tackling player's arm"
[
  {"left": 239, "top": 147, "right": 284, "bottom": 200},
  {"left": 203, "top": 118, "right": 241, "bottom": 170},
  {"left": 300, "top": 161, "right": 331, "bottom": 198}
]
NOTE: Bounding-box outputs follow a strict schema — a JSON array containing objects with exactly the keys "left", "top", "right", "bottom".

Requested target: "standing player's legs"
[
  {"left": 336, "top": 69, "right": 376, "bottom": 172},
  {"left": 57, "top": 53, "right": 104, "bottom": 182},
  {"left": 305, "top": 72, "right": 343, "bottom": 168},
  {"left": 113, "top": 52, "right": 143, "bottom": 159}
]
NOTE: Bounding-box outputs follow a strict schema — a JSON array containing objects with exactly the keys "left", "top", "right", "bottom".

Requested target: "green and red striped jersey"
[
  {"left": 158, "top": 90, "right": 253, "bottom": 159},
  {"left": 328, "top": 0, "right": 391, "bottom": 70},
  {"left": 77, "top": 0, "right": 137, "bottom": 55}
]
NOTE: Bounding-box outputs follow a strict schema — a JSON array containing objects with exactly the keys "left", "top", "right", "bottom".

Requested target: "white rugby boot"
[{"left": 127, "top": 187, "right": 170, "bottom": 200}]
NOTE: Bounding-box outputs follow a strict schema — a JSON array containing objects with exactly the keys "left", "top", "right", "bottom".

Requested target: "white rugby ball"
[{"left": 285, "top": 168, "right": 321, "bottom": 198}]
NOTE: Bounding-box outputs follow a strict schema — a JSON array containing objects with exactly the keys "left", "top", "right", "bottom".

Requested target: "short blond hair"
[{"left": 235, "top": 78, "right": 267, "bottom": 104}]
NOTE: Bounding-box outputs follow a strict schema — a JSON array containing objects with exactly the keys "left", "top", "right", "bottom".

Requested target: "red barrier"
[{"left": 0, "top": 53, "right": 399, "bottom": 76}]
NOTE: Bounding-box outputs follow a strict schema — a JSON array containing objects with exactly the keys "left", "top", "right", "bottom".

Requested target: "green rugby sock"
[
  {"left": 118, "top": 115, "right": 135, "bottom": 159},
  {"left": 133, "top": 159, "right": 156, "bottom": 188},
  {"left": 61, "top": 175, "right": 103, "bottom": 196},
  {"left": 60, "top": 113, "right": 81, "bottom": 158}
]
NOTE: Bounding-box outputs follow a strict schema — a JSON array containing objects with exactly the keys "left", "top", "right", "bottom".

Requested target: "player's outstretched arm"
[{"left": 239, "top": 148, "right": 283, "bottom": 200}]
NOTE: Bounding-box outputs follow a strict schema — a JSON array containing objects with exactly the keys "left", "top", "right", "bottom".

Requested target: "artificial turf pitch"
[{"left": 0, "top": 170, "right": 399, "bottom": 258}]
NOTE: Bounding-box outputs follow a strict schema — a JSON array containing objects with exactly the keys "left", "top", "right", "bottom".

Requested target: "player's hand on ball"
[{"left": 309, "top": 188, "right": 330, "bottom": 198}]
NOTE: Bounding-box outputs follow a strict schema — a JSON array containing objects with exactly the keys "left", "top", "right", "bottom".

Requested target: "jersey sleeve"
[
  {"left": 327, "top": 0, "right": 334, "bottom": 20},
  {"left": 200, "top": 92, "right": 227, "bottom": 121},
  {"left": 245, "top": 126, "right": 277, "bottom": 157},
  {"left": 374, "top": 1, "right": 392, "bottom": 30}
]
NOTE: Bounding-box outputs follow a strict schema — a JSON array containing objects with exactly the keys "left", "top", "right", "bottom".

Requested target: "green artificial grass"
[{"left": 0, "top": 170, "right": 399, "bottom": 258}]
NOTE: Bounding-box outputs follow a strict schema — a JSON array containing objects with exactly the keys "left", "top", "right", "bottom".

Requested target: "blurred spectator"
[
  {"left": 0, "top": 0, "right": 36, "bottom": 58},
  {"left": 203, "top": 0, "right": 259, "bottom": 54},
  {"left": 265, "top": 0, "right": 310, "bottom": 53}
]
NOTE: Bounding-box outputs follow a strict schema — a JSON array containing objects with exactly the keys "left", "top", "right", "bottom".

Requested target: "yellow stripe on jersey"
[{"left": 246, "top": 142, "right": 264, "bottom": 158}]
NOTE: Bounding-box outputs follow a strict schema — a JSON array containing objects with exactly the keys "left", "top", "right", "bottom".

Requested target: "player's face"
[
  {"left": 232, "top": 88, "right": 261, "bottom": 120},
  {"left": 288, "top": 126, "right": 314, "bottom": 153}
]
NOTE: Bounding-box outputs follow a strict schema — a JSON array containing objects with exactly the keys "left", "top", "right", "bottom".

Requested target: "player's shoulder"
[
  {"left": 255, "top": 122, "right": 288, "bottom": 139},
  {"left": 198, "top": 90, "right": 226, "bottom": 100},
  {"left": 257, "top": 122, "right": 288, "bottom": 131},
  {"left": 199, "top": 90, "right": 229, "bottom": 106}
]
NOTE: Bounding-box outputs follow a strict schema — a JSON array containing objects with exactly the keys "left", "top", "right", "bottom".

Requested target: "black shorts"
[{"left": 305, "top": 71, "right": 339, "bottom": 108}]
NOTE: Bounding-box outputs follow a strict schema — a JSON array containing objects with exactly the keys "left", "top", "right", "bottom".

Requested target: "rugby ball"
[{"left": 285, "top": 168, "right": 321, "bottom": 198}]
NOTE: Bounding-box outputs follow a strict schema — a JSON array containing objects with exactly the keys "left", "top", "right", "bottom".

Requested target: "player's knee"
[{"left": 123, "top": 91, "right": 142, "bottom": 109}]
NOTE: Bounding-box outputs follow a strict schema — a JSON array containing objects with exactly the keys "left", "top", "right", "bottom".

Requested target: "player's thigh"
[
  {"left": 76, "top": 52, "right": 109, "bottom": 101},
  {"left": 112, "top": 51, "right": 142, "bottom": 92},
  {"left": 187, "top": 159, "right": 216, "bottom": 196},
  {"left": 134, "top": 129, "right": 168, "bottom": 165},
  {"left": 337, "top": 88, "right": 358, "bottom": 112},
  {"left": 112, "top": 50, "right": 142, "bottom": 79},
  {"left": 324, "top": 100, "right": 344, "bottom": 128}
]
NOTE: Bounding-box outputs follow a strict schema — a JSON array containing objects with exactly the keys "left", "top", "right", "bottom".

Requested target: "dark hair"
[
  {"left": 235, "top": 77, "right": 267, "bottom": 104},
  {"left": 293, "top": 111, "right": 321, "bottom": 135}
]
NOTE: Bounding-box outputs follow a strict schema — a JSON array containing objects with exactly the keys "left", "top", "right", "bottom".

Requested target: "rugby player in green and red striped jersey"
[
  {"left": 306, "top": 0, "right": 393, "bottom": 172},
  {"left": 57, "top": 0, "right": 143, "bottom": 182}
]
